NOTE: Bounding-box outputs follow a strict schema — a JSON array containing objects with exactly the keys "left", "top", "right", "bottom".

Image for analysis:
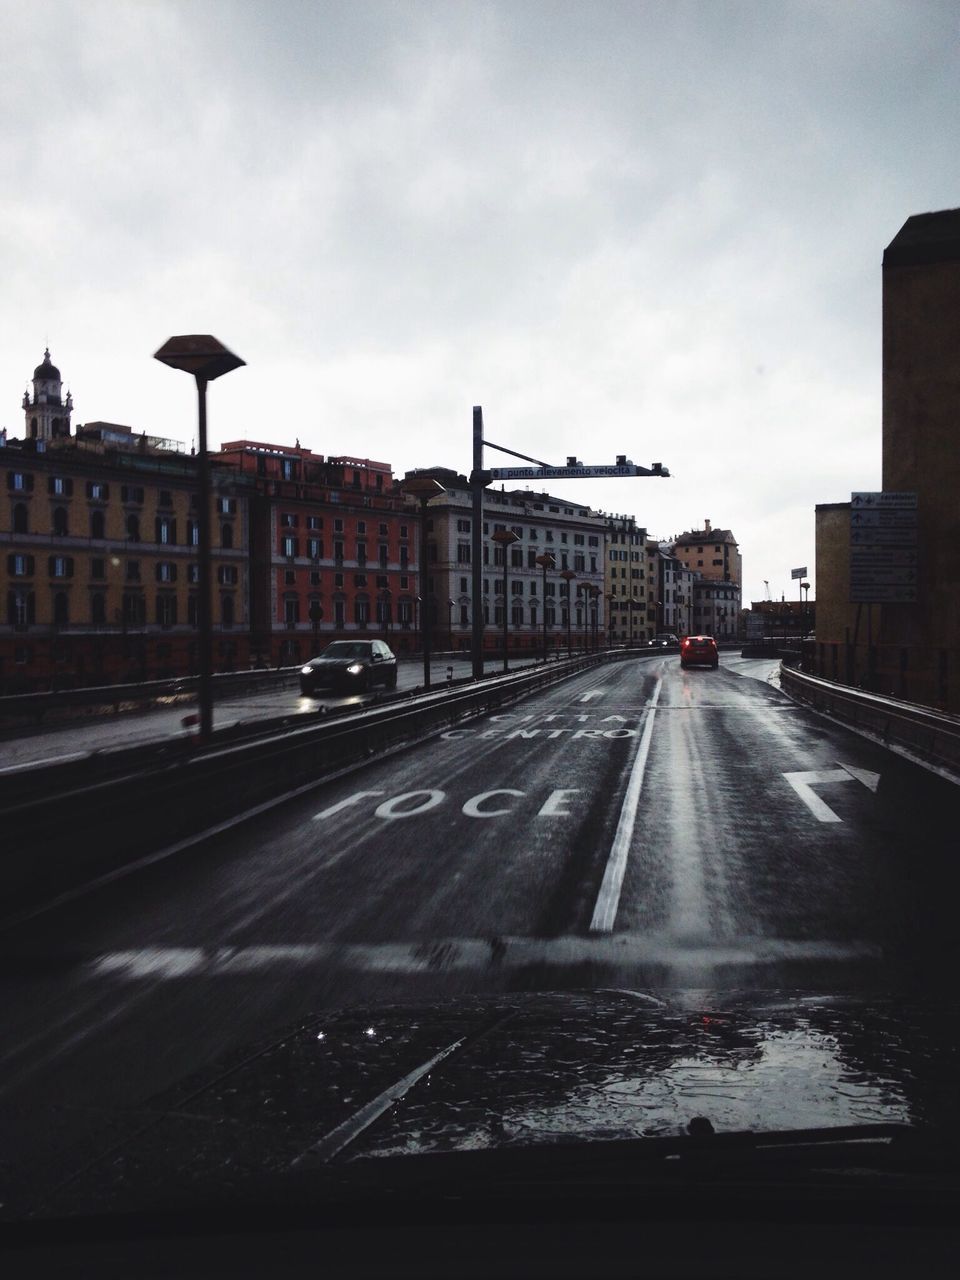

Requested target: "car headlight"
[
  {"left": 347, "top": 663, "right": 365, "bottom": 676},
  {"left": 301, "top": 666, "right": 314, "bottom": 676}
]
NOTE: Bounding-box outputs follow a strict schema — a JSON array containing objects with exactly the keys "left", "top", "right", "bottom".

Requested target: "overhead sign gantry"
[{"left": 468, "top": 408, "right": 672, "bottom": 677}]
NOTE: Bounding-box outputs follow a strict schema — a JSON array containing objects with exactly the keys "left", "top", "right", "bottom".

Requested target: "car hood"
[{"left": 16, "top": 990, "right": 959, "bottom": 1220}]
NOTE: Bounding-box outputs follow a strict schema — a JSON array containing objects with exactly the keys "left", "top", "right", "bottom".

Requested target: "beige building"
[{"left": 604, "top": 515, "right": 654, "bottom": 644}]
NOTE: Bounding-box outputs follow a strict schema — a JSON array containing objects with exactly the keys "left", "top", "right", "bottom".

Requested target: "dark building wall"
[{"left": 879, "top": 210, "right": 960, "bottom": 708}]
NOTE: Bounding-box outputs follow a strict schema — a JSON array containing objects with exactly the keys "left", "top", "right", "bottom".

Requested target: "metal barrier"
[
  {"left": 0, "top": 648, "right": 643, "bottom": 910},
  {"left": 779, "top": 663, "right": 960, "bottom": 782}
]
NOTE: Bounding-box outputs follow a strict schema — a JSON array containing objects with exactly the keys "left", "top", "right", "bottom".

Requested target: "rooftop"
[{"left": 883, "top": 207, "right": 960, "bottom": 269}]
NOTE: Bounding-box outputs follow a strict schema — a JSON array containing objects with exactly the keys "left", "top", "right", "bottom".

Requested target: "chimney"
[{"left": 704, "top": 518, "right": 711, "bottom": 533}]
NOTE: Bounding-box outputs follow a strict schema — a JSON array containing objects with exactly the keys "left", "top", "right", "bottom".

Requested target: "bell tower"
[{"left": 23, "top": 348, "right": 73, "bottom": 441}]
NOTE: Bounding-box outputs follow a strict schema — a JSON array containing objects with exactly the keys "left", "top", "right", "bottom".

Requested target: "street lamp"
[
  {"left": 491, "top": 528, "right": 521, "bottom": 673},
  {"left": 800, "top": 581, "right": 810, "bottom": 639},
  {"left": 560, "top": 569, "right": 577, "bottom": 657},
  {"left": 154, "top": 335, "right": 245, "bottom": 741},
  {"left": 447, "top": 598, "right": 454, "bottom": 652},
  {"left": 379, "top": 588, "right": 391, "bottom": 640},
  {"left": 586, "top": 583, "right": 600, "bottom": 651},
  {"left": 535, "top": 552, "right": 555, "bottom": 662},
  {"left": 400, "top": 476, "right": 445, "bottom": 689}
]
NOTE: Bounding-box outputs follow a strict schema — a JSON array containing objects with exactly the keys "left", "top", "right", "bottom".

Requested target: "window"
[
  {"left": 8, "top": 553, "right": 33, "bottom": 576},
  {"left": 90, "top": 510, "right": 105, "bottom": 539},
  {"left": 86, "top": 481, "right": 109, "bottom": 500},
  {"left": 355, "top": 598, "right": 370, "bottom": 627},
  {"left": 284, "top": 597, "right": 299, "bottom": 626},
  {"left": 121, "top": 485, "right": 145, "bottom": 505},
  {"left": 282, "top": 535, "right": 298, "bottom": 558},
  {"left": 281, "top": 513, "right": 298, "bottom": 527},
  {"left": 399, "top": 575, "right": 409, "bottom": 590},
  {"left": 588, "top": 535, "right": 599, "bottom": 547},
  {"left": 218, "top": 497, "right": 237, "bottom": 515},
  {"left": 357, "top": 541, "right": 367, "bottom": 563},
  {"left": 400, "top": 525, "right": 408, "bottom": 538},
  {"left": 13, "top": 503, "right": 28, "bottom": 533},
  {"left": 48, "top": 476, "right": 73, "bottom": 496},
  {"left": 156, "top": 594, "right": 177, "bottom": 627},
  {"left": 284, "top": 570, "right": 295, "bottom": 585},
  {"left": 457, "top": 519, "right": 471, "bottom": 533},
  {"left": 126, "top": 514, "right": 140, "bottom": 541},
  {"left": 52, "top": 507, "right": 68, "bottom": 536},
  {"left": 221, "top": 595, "right": 235, "bottom": 628},
  {"left": 53, "top": 592, "right": 69, "bottom": 626},
  {"left": 221, "top": 523, "right": 233, "bottom": 549},
  {"left": 334, "top": 573, "right": 344, "bottom": 588},
  {"left": 188, "top": 595, "right": 199, "bottom": 627},
  {"left": 156, "top": 562, "right": 177, "bottom": 583},
  {"left": 7, "top": 587, "right": 35, "bottom": 627},
  {"left": 158, "top": 490, "right": 173, "bottom": 508},
  {"left": 400, "top": 546, "right": 408, "bottom": 567},
  {"left": 90, "top": 559, "right": 105, "bottom": 580},
  {"left": 218, "top": 565, "right": 239, "bottom": 586},
  {"left": 187, "top": 520, "right": 199, "bottom": 547},
  {"left": 511, "top": 579, "right": 523, "bottom": 596},
  {"left": 155, "top": 516, "right": 176, "bottom": 545},
  {"left": 379, "top": 522, "right": 388, "bottom": 536},
  {"left": 457, "top": 543, "right": 471, "bottom": 564},
  {"left": 91, "top": 593, "right": 106, "bottom": 625},
  {"left": 308, "top": 516, "right": 322, "bottom": 530},
  {"left": 334, "top": 519, "right": 344, "bottom": 533},
  {"left": 334, "top": 540, "right": 344, "bottom": 562},
  {"left": 188, "top": 564, "right": 200, "bottom": 584},
  {"left": 574, "top": 534, "right": 584, "bottom": 545},
  {"left": 354, "top": 574, "right": 367, "bottom": 588},
  {"left": 8, "top": 472, "right": 33, "bottom": 492},
  {"left": 49, "top": 555, "right": 74, "bottom": 578},
  {"left": 126, "top": 560, "right": 141, "bottom": 582},
  {"left": 379, "top": 544, "right": 388, "bottom": 567},
  {"left": 308, "top": 538, "right": 322, "bottom": 559}
]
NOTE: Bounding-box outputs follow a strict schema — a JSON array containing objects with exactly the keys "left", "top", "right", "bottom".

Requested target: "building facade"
[
  {"left": 813, "top": 208, "right": 960, "bottom": 710},
  {"left": 215, "top": 441, "right": 415, "bottom": 666},
  {"left": 604, "top": 515, "right": 656, "bottom": 645},
  {"left": 1, "top": 352, "right": 251, "bottom": 690},
  {"left": 407, "top": 470, "right": 608, "bottom": 654}
]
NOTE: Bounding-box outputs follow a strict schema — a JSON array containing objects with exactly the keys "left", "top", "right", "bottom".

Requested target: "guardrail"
[
  {"left": 779, "top": 663, "right": 960, "bottom": 783},
  {"left": 1, "top": 648, "right": 644, "bottom": 912}
]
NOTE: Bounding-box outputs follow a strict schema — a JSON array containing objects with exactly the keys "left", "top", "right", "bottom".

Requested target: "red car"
[{"left": 680, "top": 634, "right": 719, "bottom": 669}]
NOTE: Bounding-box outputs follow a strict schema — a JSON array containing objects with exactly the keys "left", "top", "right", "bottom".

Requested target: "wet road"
[{"left": 0, "top": 654, "right": 955, "bottom": 1213}]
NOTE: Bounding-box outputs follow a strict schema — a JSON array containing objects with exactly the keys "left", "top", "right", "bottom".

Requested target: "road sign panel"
[
  {"left": 850, "top": 584, "right": 918, "bottom": 603},
  {"left": 850, "top": 528, "right": 918, "bottom": 545},
  {"left": 851, "top": 491, "right": 917, "bottom": 508}
]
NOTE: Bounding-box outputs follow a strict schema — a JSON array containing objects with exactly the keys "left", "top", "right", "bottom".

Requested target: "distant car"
[
  {"left": 653, "top": 633, "right": 680, "bottom": 647},
  {"left": 300, "top": 639, "right": 398, "bottom": 695},
  {"left": 680, "top": 634, "right": 719, "bottom": 669}
]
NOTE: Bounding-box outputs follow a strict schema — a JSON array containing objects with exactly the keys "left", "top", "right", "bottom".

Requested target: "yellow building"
[{"left": 1, "top": 351, "right": 251, "bottom": 689}]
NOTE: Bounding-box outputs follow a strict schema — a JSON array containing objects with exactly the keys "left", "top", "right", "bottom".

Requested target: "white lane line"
[{"left": 590, "top": 676, "right": 662, "bottom": 932}]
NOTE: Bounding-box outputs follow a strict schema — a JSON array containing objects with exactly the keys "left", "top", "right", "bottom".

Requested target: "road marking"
[
  {"left": 373, "top": 790, "right": 445, "bottom": 819},
  {"left": 538, "top": 788, "right": 581, "bottom": 816},
  {"left": 782, "top": 762, "right": 882, "bottom": 823},
  {"left": 579, "top": 690, "right": 605, "bottom": 702},
  {"left": 462, "top": 789, "right": 525, "bottom": 817},
  {"left": 312, "top": 791, "right": 385, "bottom": 820},
  {"left": 590, "top": 676, "right": 663, "bottom": 932}
]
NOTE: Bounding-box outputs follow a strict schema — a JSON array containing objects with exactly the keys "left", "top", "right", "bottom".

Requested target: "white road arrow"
[
  {"left": 579, "top": 690, "right": 605, "bottom": 702},
  {"left": 782, "top": 762, "right": 881, "bottom": 823}
]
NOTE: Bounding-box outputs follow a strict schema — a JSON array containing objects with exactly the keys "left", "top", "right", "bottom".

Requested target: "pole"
[
  {"left": 542, "top": 561, "right": 548, "bottom": 661},
  {"left": 195, "top": 374, "right": 213, "bottom": 741},
  {"left": 420, "top": 496, "right": 431, "bottom": 689},
  {"left": 471, "top": 407, "right": 484, "bottom": 679},
  {"left": 502, "top": 554, "right": 509, "bottom": 674}
]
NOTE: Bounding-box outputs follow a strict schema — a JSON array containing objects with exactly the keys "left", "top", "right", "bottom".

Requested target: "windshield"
[
  {"left": 0, "top": 0, "right": 957, "bottom": 1251},
  {"left": 319, "top": 643, "right": 374, "bottom": 659}
]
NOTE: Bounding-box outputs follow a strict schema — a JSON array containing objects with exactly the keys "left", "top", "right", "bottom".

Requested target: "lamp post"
[
  {"left": 447, "top": 598, "right": 454, "bottom": 652},
  {"left": 400, "top": 476, "right": 445, "bottom": 689},
  {"left": 560, "top": 569, "right": 577, "bottom": 656},
  {"left": 800, "top": 581, "right": 810, "bottom": 639},
  {"left": 380, "top": 588, "right": 391, "bottom": 640},
  {"left": 535, "top": 553, "right": 555, "bottom": 662},
  {"left": 491, "top": 528, "right": 520, "bottom": 673},
  {"left": 587, "top": 584, "right": 600, "bottom": 651},
  {"left": 154, "top": 335, "right": 245, "bottom": 741}
]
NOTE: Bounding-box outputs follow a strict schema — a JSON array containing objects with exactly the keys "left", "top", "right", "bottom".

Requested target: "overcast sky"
[{"left": 2, "top": 0, "right": 958, "bottom": 604}]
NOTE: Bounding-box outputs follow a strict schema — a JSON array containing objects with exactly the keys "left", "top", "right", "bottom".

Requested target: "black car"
[{"left": 299, "top": 640, "right": 398, "bottom": 695}]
